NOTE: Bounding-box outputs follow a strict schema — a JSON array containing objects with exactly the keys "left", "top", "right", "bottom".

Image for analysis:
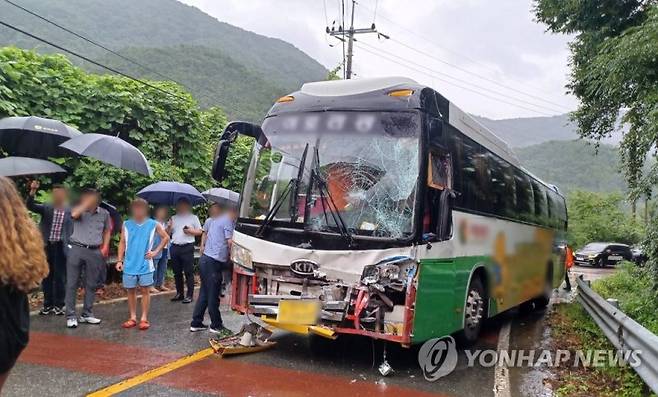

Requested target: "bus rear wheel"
[
  {"left": 533, "top": 266, "right": 554, "bottom": 309},
  {"left": 459, "top": 277, "right": 487, "bottom": 346}
]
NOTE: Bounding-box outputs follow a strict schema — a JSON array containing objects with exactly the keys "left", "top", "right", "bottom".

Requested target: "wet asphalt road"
[{"left": 3, "top": 265, "right": 616, "bottom": 397}]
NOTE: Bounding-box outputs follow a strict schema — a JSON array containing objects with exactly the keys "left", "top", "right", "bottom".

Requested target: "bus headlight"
[{"left": 231, "top": 243, "right": 253, "bottom": 270}]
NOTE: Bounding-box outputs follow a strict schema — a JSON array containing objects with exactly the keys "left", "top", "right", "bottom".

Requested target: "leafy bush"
[
  {"left": 593, "top": 262, "right": 658, "bottom": 335},
  {"left": 0, "top": 47, "right": 235, "bottom": 212}
]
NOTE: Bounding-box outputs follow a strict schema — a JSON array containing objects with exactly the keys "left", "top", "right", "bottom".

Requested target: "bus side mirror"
[
  {"left": 211, "top": 139, "right": 232, "bottom": 181},
  {"left": 212, "top": 121, "right": 266, "bottom": 182}
]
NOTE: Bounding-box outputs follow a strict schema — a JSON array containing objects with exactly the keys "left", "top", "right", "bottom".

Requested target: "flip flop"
[
  {"left": 122, "top": 319, "right": 137, "bottom": 328},
  {"left": 138, "top": 320, "right": 150, "bottom": 331}
]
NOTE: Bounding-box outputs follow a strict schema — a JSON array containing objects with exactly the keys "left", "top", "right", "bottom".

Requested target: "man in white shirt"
[{"left": 167, "top": 198, "right": 202, "bottom": 303}]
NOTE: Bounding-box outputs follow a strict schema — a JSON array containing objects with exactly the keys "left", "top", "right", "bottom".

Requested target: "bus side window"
[
  {"left": 428, "top": 151, "right": 452, "bottom": 190},
  {"left": 515, "top": 171, "right": 534, "bottom": 223},
  {"left": 427, "top": 151, "right": 453, "bottom": 240},
  {"left": 532, "top": 181, "right": 548, "bottom": 226}
]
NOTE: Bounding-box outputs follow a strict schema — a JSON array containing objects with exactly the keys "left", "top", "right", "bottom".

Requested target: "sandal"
[
  {"left": 122, "top": 319, "right": 137, "bottom": 328},
  {"left": 138, "top": 320, "right": 150, "bottom": 330}
]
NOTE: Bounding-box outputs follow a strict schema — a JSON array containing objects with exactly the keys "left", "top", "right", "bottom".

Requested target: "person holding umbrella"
[
  {"left": 26, "top": 181, "right": 72, "bottom": 316},
  {"left": 65, "top": 188, "right": 111, "bottom": 328},
  {"left": 168, "top": 198, "right": 202, "bottom": 304}
]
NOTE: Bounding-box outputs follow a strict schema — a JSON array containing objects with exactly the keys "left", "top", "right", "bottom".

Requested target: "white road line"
[{"left": 493, "top": 321, "right": 512, "bottom": 397}]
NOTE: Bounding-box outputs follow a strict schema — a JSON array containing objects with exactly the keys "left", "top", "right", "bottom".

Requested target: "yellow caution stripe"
[{"left": 87, "top": 347, "right": 215, "bottom": 397}]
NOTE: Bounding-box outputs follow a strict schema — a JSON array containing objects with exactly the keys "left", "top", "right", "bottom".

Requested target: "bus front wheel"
[{"left": 459, "top": 277, "right": 487, "bottom": 346}]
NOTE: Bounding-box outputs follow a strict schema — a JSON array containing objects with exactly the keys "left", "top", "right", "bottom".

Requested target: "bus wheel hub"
[{"left": 465, "top": 290, "right": 484, "bottom": 329}]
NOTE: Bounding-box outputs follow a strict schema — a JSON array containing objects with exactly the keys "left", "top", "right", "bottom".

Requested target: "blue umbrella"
[{"left": 137, "top": 181, "right": 206, "bottom": 206}]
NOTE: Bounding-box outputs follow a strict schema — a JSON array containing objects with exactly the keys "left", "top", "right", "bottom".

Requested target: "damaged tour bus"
[{"left": 211, "top": 77, "right": 567, "bottom": 346}]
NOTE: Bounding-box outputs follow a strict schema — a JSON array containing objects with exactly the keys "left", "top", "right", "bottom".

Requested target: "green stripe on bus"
[{"left": 412, "top": 256, "right": 497, "bottom": 343}]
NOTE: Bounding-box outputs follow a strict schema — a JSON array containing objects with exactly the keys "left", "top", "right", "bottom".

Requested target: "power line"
[
  {"left": 355, "top": 43, "right": 554, "bottom": 117},
  {"left": 0, "top": 19, "right": 190, "bottom": 101},
  {"left": 357, "top": 2, "right": 571, "bottom": 111},
  {"left": 388, "top": 37, "right": 571, "bottom": 112},
  {"left": 357, "top": 41, "right": 562, "bottom": 115}
]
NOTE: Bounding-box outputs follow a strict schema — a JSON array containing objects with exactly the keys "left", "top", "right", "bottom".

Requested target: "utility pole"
[{"left": 326, "top": 0, "right": 384, "bottom": 79}]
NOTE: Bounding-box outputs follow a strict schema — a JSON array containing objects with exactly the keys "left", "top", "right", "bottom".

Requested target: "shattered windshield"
[{"left": 244, "top": 111, "right": 420, "bottom": 239}]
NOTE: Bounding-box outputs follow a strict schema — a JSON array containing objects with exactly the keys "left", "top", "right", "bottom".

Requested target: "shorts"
[{"left": 122, "top": 272, "right": 154, "bottom": 288}]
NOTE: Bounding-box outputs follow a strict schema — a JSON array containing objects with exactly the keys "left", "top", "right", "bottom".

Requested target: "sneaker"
[
  {"left": 182, "top": 297, "right": 193, "bottom": 304},
  {"left": 53, "top": 307, "right": 65, "bottom": 316},
  {"left": 171, "top": 294, "right": 184, "bottom": 302},
  {"left": 208, "top": 326, "right": 233, "bottom": 338},
  {"left": 190, "top": 324, "right": 208, "bottom": 332},
  {"left": 67, "top": 318, "right": 78, "bottom": 328},
  {"left": 39, "top": 307, "right": 54, "bottom": 315},
  {"left": 79, "top": 315, "right": 102, "bottom": 325}
]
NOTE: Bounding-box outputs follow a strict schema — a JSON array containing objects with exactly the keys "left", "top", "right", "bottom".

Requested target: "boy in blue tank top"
[{"left": 116, "top": 198, "right": 169, "bottom": 330}]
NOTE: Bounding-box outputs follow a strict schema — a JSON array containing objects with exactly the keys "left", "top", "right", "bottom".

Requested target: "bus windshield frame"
[{"left": 239, "top": 110, "right": 423, "bottom": 241}]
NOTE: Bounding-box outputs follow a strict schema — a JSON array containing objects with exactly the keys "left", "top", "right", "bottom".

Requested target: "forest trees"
[
  {"left": 534, "top": 0, "right": 658, "bottom": 280},
  {"left": 0, "top": 47, "right": 246, "bottom": 210}
]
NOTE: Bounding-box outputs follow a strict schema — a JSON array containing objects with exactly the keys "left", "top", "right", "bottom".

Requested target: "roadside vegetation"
[
  {"left": 548, "top": 301, "right": 653, "bottom": 397},
  {"left": 593, "top": 262, "right": 658, "bottom": 335},
  {"left": 0, "top": 47, "right": 252, "bottom": 212}
]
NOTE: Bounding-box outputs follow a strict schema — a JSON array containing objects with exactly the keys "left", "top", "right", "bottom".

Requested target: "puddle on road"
[{"left": 508, "top": 288, "right": 574, "bottom": 397}]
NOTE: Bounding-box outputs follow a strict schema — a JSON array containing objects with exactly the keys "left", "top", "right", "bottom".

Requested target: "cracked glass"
[{"left": 245, "top": 111, "right": 421, "bottom": 239}]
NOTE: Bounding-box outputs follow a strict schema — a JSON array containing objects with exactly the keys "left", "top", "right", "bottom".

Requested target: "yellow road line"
[{"left": 87, "top": 347, "right": 215, "bottom": 397}]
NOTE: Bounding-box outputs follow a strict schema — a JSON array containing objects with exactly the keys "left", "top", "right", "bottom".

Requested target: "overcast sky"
[{"left": 180, "top": 0, "right": 576, "bottom": 120}]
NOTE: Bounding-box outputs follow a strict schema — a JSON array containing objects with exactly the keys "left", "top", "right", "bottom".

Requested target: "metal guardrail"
[{"left": 576, "top": 276, "right": 658, "bottom": 393}]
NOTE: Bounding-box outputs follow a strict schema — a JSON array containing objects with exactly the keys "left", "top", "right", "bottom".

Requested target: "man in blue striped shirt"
[{"left": 190, "top": 203, "right": 235, "bottom": 336}]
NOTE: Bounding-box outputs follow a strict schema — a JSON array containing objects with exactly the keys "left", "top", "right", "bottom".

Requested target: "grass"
[
  {"left": 592, "top": 262, "right": 658, "bottom": 335},
  {"left": 548, "top": 302, "right": 653, "bottom": 396}
]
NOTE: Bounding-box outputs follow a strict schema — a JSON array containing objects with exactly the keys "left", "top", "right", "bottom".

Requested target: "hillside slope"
[
  {"left": 0, "top": 0, "right": 327, "bottom": 120},
  {"left": 475, "top": 114, "right": 577, "bottom": 147},
  {"left": 516, "top": 140, "right": 626, "bottom": 194}
]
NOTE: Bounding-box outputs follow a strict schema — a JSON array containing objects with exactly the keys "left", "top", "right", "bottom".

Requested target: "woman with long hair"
[{"left": 0, "top": 176, "right": 48, "bottom": 392}]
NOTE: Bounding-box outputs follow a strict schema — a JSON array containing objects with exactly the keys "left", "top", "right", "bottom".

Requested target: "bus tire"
[
  {"left": 458, "top": 276, "right": 487, "bottom": 346},
  {"left": 533, "top": 265, "right": 553, "bottom": 309}
]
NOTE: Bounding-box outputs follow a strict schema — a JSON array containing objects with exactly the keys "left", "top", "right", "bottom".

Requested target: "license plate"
[
  {"left": 608, "top": 255, "right": 622, "bottom": 260},
  {"left": 277, "top": 300, "right": 321, "bottom": 325}
]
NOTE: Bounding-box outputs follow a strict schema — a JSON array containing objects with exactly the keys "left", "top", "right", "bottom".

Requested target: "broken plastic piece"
[{"left": 209, "top": 323, "right": 276, "bottom": 357}]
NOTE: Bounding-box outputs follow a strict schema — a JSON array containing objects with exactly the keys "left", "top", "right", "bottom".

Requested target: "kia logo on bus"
[{"left": 290, "top": 260, "right": 318, "bottom": 277}]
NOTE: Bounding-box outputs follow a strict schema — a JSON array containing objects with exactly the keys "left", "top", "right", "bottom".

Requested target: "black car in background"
[{"left": 574, "top": 242, "right": 633, "bottom": 267}]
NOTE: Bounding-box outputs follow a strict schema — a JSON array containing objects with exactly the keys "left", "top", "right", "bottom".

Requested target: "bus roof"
[{"left": 272, "top": 77, "right": 562, "bottom": 192}]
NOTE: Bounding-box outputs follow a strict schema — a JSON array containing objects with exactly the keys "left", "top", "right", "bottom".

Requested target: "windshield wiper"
[
  {"left": 255, "top": 179, "right": 294, "bottom": 237},
  {"left": 305, "top": 146, "right": 355, "bottom": 247},
  {"left": 289, "top": 143, "right": 309, "bottom": 223}
]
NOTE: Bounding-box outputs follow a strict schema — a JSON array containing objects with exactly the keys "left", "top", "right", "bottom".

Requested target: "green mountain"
[
  {"left": 0, "top": 0, "right": 327, "bottom": 121},
  {"left": 516, "top": 140, "right": 627, "bottom": 194},
  {"left": 475, "top": 114, "right": 578, "bottom": 147}
]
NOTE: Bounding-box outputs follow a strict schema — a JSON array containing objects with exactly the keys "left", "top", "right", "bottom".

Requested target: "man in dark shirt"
[
  {"left": 65, "top": 188, "right": 111, "bottom": 329},
  {"left": 26, "top": 181, "right": 72, "bottom": 316}
]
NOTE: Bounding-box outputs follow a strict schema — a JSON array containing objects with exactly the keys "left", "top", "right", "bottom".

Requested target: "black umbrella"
[
  {"left": 59, "top": 133, "right": 152, "bottom": 177},
  {"left": 0, "top": 156, "right": 66, "bottom": 177},
  {"left": 0, "top": 116, "right": 83, "bottom": 158},
  {"left": 137, "top": 181, "right": 206, "bottom": 206}
]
